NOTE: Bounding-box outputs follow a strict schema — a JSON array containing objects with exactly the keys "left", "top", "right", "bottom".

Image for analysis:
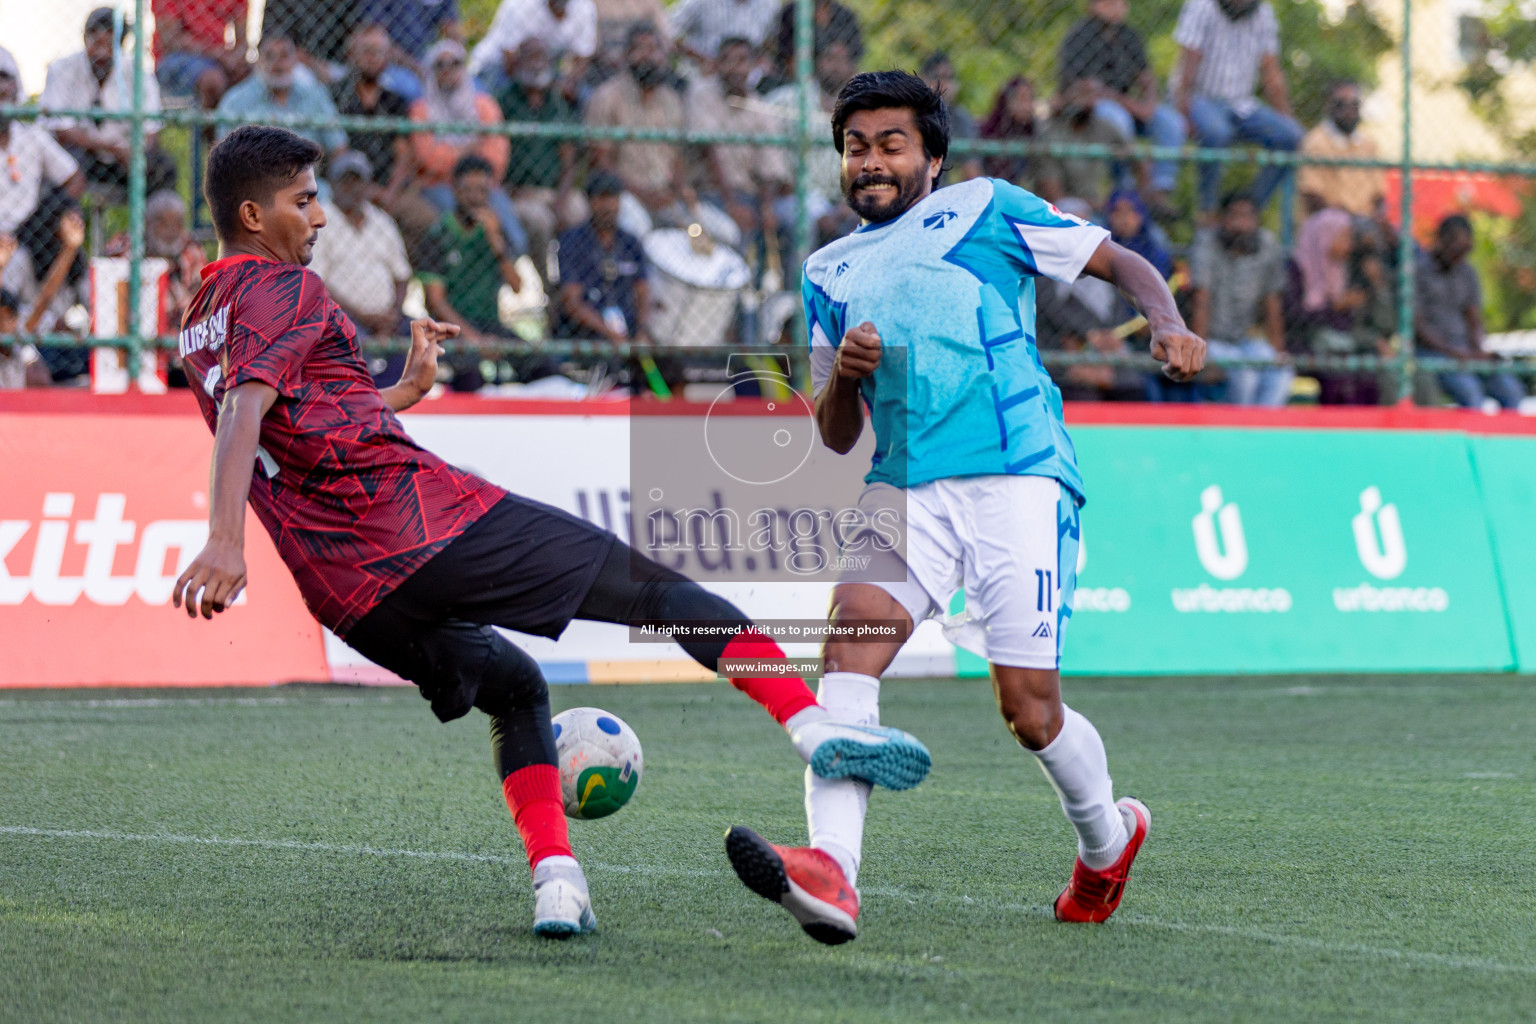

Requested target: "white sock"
[
  {"left": 804, "top": 672, "right": 879, "bottom": 885},
  {"left": 1030, "top": 704, "right": 1127, "bottom": 870}
]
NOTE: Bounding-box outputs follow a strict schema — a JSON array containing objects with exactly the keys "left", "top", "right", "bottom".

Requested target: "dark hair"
[
  {"left": 1218, "top": 188, "right": 1258, "bottom": 213},
  {"left": 84, "top": 7, "right": 116, "bottom": 36},
  {"left": 260, "top": 26, "right": 296, "bottom": 51},
  {"left": 626, "top": 22, "right": 660, "bottom": 49},
  {"left": 204, "top": 125, "right": 322, "bottom": 242},
  {"left": 831, "top": 70, "right": 950, "bottom": 171},
  {"left": 717, "top": 35, "right": 753, "bottom": 54},
  {"left": 586, "top": 170, "right": 625, "bottom": 197},
  {"left": 1328, "top": 79, "right": 1361, "bottom": 99},
  {"left": 453, "top": 154, "right": 495, "bottom": 180},
  {"left": 0, "top": 289, "right": 18, "bottom": 315},
  {"left": 1438, "top": 213, "right": 1473, "bottom": 239}
]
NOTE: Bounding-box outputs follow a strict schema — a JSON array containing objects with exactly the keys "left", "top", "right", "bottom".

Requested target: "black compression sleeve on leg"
[
  {"left": 472, "top": 632, "right": 558, "bottom": 779},
  {"left": 574, "top": 541, "right": 757, "bottom": 671}
]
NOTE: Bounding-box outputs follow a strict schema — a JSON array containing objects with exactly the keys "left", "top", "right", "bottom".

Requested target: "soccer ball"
[{"left": 552, "top": 707, "right": 643, "bottom": 820}]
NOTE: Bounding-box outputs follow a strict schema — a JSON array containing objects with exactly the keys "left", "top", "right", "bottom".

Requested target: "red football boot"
[
  {"left": 1054, "top": 797, "right": 1151, "bottom": 923},
  {"left": 725, "top": 825, "right": 859, "bottom": 944}
]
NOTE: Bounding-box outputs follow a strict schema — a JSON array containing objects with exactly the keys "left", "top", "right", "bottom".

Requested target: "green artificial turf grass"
[{"left": 1, "top": 676, "right": 1533, "bottom": 1023}]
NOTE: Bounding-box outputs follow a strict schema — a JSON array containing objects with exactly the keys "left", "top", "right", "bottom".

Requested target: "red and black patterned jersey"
[{"left": 180, "top": 254, "right": 507, "bottom": 635}]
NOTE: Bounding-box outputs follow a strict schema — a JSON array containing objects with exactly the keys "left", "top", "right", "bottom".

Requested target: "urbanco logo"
[
  {"left": 1191, "top": 485, "right": 1248, "bottom": 580},
  {"left": 1351, "top": 486, "right": 1407, "bottom": 580}
]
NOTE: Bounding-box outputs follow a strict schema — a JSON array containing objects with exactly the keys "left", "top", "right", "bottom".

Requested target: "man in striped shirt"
[{"left": 1173, "top": 0, "right": 1302, "bottom": 214}]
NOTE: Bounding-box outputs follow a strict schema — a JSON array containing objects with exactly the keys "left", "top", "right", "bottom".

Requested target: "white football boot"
[
  {"left": 789, "top": 718, "right": 932, "bottom": 791},
  {"left": 532, "top": 856, "right": 597, "bottom": 937}
]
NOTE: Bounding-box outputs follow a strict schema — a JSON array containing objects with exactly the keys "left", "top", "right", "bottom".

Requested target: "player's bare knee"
[{"left": 1002, "top": 698, "right": 1063, "bottom": 751}]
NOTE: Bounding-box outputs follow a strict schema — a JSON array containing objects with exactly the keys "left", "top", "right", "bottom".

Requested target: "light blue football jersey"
[{"left": 804, "top": 177, "right": 1109, "bottom": 501}]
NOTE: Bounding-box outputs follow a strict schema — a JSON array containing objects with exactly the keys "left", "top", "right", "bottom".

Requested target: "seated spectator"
[
  {"left": 0, "top": 288, "right": 51, "bottom": 388},
  {"left": 309, "top": 153, "right": 412, "bottom": 342},
  {"left": 217, "top": 30, "right": 348, "bottom": 157},
  {"left": 43, "top": 8, "right": 177, "bottom": 197},
  {"left": 555, "top": 172, "right": 647, "bottom": 343},
  {"left": 0, "top": 212, "right": 87, "bottom": 380},
  {"left": 1035, "top": 80, "right": 1130, "bottom": 211},
  {"left": 771, "top": 0, "right": 861, "bottom": 88},
  {"left": 1058, "top": 0, "right": 1186, "bottom": 215},
  {"left": 151, "top": 0, "right": 247, "bottom": 109},
  {"left": 334, "top": 24, "right": 415, "bottom": 209},
  {"left": 687, "top": 36, "right": 791, "bottom": 238},
  {"left": 671, "top": 0, "right": 778, "bottom": 68},
  {"left": 1298, "top": 80, "right": 1385, "bottom": 218},
  {"left": 763, "top": 38, "right": 858, "bottom": 250},
  {"left": 585, "top": 24, "right": 685, "bottom": 216},
  {"left": 469, "top": 0, "right": 599, "bottom": 93},
  {"left": 921, "top": 53, "right": 981, "bottom": 182},
  {"left": 144, "top": 191, "right": 205, "bottom": 333},
  {"left": 1189, "top": 191, "right": 1292, "bottom": 405},
  {"left": 1416, "top": 215, "right": 1528, "bottom": 411},
  {"left": 1173, "top": 0, "right": 1302, "bottom": 214},
  {"left": 409, "top": 41, "right": 526, "bottom": 258},
  {"left": 978, "top": 76, "right": 1037, "bottom": 184},
  {"left": 1281, "top": 208, "right": 1388, "bottom": 404},
  {"left": 418, "top": 155, "right": 525, "bottom": 388},
  {"left": 1107, "top": 188, "right": 1172, "bottom": 280},
  {"left": 359, "top": 0, "right": 462, "bottom": 100},
  {"left": 263, "top": 0, "right": 358, "bottom": 84},
  {"left": 495, "top": 38, "right": 585, "bottom": 266},
  {"left": 1037, "top": 276, "right": 1144, "bottom": 402},
  {"left": 593, "top": 0, "right": 674, "bottom": 54}
]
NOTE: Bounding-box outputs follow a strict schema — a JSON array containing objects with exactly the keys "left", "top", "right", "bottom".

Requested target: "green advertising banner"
[
  {"left": 1470, "top": 436, "right": 1536, "bottom": 674},
  {"left": 961, "top": 428, "right": 1516, "bottom": 676}
]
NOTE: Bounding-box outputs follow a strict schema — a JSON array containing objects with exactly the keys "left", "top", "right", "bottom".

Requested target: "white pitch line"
[{"left": 3, "top": 825, "right": 1533, "bottom": 976}]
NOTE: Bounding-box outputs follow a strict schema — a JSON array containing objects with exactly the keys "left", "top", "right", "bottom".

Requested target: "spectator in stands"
[
  {"left": 593, "top": 0, "right": 675, "bottom": 54},
  {"left": 921, "top": 53, "right": 981, "bottom": 182},
  {"left": 1037, "top": 275, "right": 1145, "bottom": 402},
  {"left": 263, "top": 0, "right": 357, "bottom": 84},
  {"left": 334, "top": 24, "right": 414, "bottom": 209},
  {"left": 151, "top": 0, "right": 247, "bottom": 109},
  {"left": 979, "top": 76, "right": 1037, "bottom": 184},
  {"left": 419, "top": 155, "right": 524, "bottom": 351},
  {"left": 43, "top": 9, "right": 177, "bottom": 197},
  {"left": 1297, "top": 80, "right": 1385, "bottom": 218},
  {"left": 361, "top": 0, "right": 461, "bottom": 70},
  {"left": 217, "top": 30, "right": 348, "bottom": 157},
  {"left": 0, "top": 211, "right": 87, "bottom": 380},
  {"left": 410, "top": 40, "right": 527, "bottom": 257},
  {"left": 586, "top": 24, "right": 686, "bottom": 216},
  {"left": 1416, "top": 215, "right": 1528, "bottom": 411},
  {"left": 310, "top": 152, "right": 412, "bottom": 343},
  {"left": 1108, "top": 189, "right": 1172, "bottom": 280},
  {"left": 1173, "top": 0, "right": 1302, "bottom": 215},
  {"left": 771, "top": 0, "right": 861, "bottom": 87},
  {"left": 763, "top": 38, "right": 859, "bottom": 249},
  {"left": 143, "top": 191, "right": 205, "bottom": 334},
  {"left": 496, "top": 38, "right": 584, "bottom": 266},
  {"left": 1189, "top": 190, "right": 1292, "bottom": 405},
  {"left": 1281, "top": 207, "right": 1387, "bottom": 404},
  {"left": 0, "top": 287, "right": 51, "bottom": 388},
  {"left": 688, "top": 36, "right": 791, "bottom": 237},
  {"left": 555, "top": 171, "right": 649, "bottom": 346},
  {"left": 1058, "top": 0, "right": 1186, "bottom": 216},
  {"left": 1035, "top": 79, "right": 1130, "bottom": 211},
  {"left": 672, "top": 0, "right": 779, "bottom": 68},
  {"left": 469, "top": 0, "right": 599, "bottom": 92}
]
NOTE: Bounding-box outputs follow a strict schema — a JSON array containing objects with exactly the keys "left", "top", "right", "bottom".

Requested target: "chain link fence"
[{"left": 0, "top": 0, "right": 1532, "bottom": 406}]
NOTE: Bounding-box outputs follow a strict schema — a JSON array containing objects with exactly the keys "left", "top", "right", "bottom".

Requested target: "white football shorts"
[{"left": 839, "top": 474, "right": 1081, "bottom": 669}]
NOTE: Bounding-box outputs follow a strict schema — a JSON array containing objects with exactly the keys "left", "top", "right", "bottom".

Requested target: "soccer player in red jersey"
[{"left": 171, "top": 125, "right": 933, "bottom": 937}]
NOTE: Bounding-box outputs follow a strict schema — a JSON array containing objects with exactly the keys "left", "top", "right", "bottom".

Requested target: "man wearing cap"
[
  {"left": 42, "top": 8, "right": 177, "bottom": 195},
  {"left": 308, "top": 152, "right": 413, "bottom": 345}
]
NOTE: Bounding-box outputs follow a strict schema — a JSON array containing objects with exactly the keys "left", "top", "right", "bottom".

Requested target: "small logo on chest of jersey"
[
  {"left": 835, "top": 261, "right": 851, "bottom": 277},
  {"left": 923, "top": 210, "right": 958, "bottom": 230}
]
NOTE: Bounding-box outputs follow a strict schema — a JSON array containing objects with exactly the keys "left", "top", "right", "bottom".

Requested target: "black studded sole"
[{"left": 725, "top": 825, "right": 789, "bottom": 904}]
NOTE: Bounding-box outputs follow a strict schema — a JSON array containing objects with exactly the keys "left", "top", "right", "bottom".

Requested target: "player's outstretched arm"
[
  {"left": 173, "top": 381, "right": 278, "bottom": 620},
  {"left": 814, "top": 322, "right": 881, "bottom": 454},
  {"left": 381, "top": 318, "right": 459, "bottom": 412},
  {"left": 1081, "top": 239, "right": 1207, "bottom": 382}
]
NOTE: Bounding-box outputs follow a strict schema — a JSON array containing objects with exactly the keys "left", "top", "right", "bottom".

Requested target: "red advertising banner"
[{"left": 0, "top": 411, "right": 327, "bottom": 686}]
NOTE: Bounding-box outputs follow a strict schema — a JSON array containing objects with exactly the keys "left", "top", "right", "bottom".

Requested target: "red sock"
[
  {"left": 720, "top": 628, "right": 820, "bottom": 726},
  {"left": 502, "top": 763, "right": 572, "bottom": 872}
]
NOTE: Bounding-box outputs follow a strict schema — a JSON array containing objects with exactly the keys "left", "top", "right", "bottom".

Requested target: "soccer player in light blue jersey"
[{"left": 725, "top": 71, "right": 1206, "bottom": 944}]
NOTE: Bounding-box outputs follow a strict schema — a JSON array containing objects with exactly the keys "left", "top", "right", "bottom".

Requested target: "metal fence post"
[
  {"left": 792, "top": 0, "right": 814, "bottom": 347},
  {"left": 126, "top": 0, "right": 147, "bottom": 382},
  {"left": 1394, "top": 0, "right": 1415, "bottom": 405}
]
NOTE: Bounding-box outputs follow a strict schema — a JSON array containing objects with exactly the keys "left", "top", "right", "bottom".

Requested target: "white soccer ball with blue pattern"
[{"left": 552, "top": 707, "right": 643, "bottom": 819}]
